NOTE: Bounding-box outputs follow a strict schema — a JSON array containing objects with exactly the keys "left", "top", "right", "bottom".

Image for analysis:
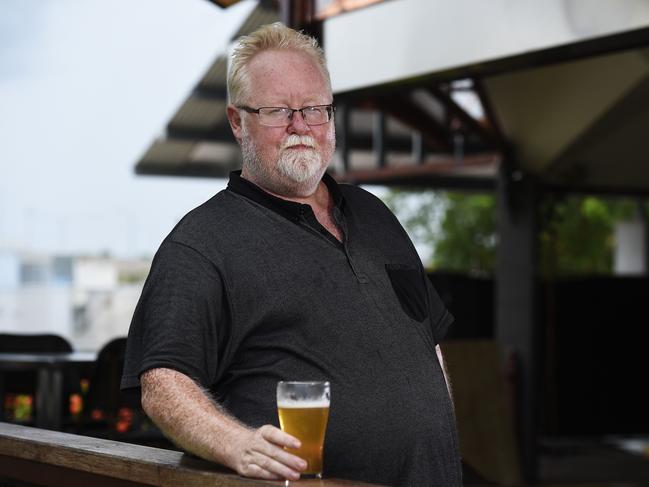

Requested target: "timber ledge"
[{"left": 0, "top": 422, "right": 384, "bottom": 487}]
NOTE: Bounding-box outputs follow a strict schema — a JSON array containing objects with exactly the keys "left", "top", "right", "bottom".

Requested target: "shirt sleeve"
[
  {"left": 425, "top": 276, "right": 455, "bottom": 344},
  {"left": 121, "top": 239, "right": 224, "bottom": 390}
]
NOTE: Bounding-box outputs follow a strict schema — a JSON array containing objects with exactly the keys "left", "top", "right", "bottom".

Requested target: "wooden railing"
[{"left": 0, "top": 422, "right": 383, "bottom": 487}]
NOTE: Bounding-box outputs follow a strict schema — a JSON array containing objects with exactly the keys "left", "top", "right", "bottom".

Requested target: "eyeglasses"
[{"left": 237, "top": 104, "right": 334, "bottom": 127}]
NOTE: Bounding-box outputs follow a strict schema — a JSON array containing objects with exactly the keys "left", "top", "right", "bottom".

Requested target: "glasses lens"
[
  {"left": 302, "top": 106, "right": 330, "bottom": 125},
  {"left": 259, "top": 107, "right": 291, "bottom": 127},
  {"left": 256, "top": 106, "right": 332, "bottom": 126}
]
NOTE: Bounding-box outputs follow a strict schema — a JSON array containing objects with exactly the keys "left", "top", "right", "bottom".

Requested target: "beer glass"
[{"left": 277, "top": 381, "right": 330, "bottom": 478}]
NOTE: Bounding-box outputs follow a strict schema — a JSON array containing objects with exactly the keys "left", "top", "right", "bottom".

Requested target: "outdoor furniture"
[
  {"left": 0, "top": 333, "right": 76, "bottom": 426},
  {"left": 0, "top": 350, "right": 96, "bottom": 430},
  {"left": 83, "top": 337, "right": 131, "bottom": 422},
  {"left": 77, "top": 337, "right": 167, "bottom": 447},
  {"left": 0, "top": 334, "right": 73, "bottom": 354},
  {"left": 75, "top": 337, "right": 155, "bottom": 447}
]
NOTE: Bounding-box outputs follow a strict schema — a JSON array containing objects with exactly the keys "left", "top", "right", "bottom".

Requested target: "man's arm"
[
  {"left": 140, "top": 367, "right": 307, "bottom": 480},
  {"left": 436, "top": 344, "right": 454, "bottom": 406}
]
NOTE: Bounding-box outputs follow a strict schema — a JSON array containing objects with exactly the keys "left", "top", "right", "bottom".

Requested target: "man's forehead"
[{"left": 245, "top": 49, "right": 331, "bottom": 103}]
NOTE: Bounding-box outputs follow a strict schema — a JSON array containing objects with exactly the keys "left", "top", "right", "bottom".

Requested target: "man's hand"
[
  {"left": 141, "top": 368, "right": 307, "bottom": 480},
  {"left": 227, "top": 424, "right": 307, "bottom": 480}
]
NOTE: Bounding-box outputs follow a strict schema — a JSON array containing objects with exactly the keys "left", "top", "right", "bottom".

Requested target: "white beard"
[
  {"left": 276, "top": 134, "right": 323, "bottom": 184},
  {"left": 241, "top": 127, "right": 334, "bottom": 197}
]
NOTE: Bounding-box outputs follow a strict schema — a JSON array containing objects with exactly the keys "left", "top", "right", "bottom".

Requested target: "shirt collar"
[{"left": 226, "top": 170, "right": 345, "bottom": 221}]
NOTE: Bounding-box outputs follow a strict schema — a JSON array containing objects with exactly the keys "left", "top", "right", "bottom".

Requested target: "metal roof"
[
  {"left": 135, "top": 3, "right": 279, "bottom": 179},
  {"left": 196, "top": 55, "right": 228, "bottom": 96},
  {"left": 136, "top": 139, "right": 241, "bottom": 178}
]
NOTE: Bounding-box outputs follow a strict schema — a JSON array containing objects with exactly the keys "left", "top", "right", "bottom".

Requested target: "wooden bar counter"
[{"left": 0, "top": 422, "right": 384, "bottom": 487}]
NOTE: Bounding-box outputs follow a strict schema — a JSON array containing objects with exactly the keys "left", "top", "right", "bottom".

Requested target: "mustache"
[{"left": 281, "top": 135, "right": 316, "bottom": 150}]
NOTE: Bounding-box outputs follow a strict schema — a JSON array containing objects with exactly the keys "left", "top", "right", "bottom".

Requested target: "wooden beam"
[
  {"left": 337, "top": 152, "right": 499, "bottom": 189},
  {"left": 472, "top": 79, "right": 509, "bottom": 151},
  {"left": 0, "top": 455, "right": 145, "bottom": 487},
  {"left": 0, "top": 423, "right": 386, "bottom": 487},
  {"left": 339, "top": 173, "right": 495, "bottom": 191}
]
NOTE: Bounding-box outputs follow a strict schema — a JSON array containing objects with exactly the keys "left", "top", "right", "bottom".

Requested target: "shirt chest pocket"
[{"left": 385, "top": 264, "right": 429, "bottom": 323}]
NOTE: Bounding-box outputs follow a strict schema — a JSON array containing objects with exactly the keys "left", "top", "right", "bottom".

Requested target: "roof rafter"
[
  {"left": 427, "top": 84, "right": 503, "bottom": 152},
  {"left": 370, "top": 93, "right": 452, "bottom": 152},
  {"left": 337, "top": 152, "right": 499, "bottom": 189}
]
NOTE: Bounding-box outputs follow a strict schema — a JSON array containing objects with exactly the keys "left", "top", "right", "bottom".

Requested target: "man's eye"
[
  {"left": 267, "top": 108, "right": 288, "bottom": 116},
  {"left": 304, "top": 107, "right": 323, "bottom": 115}
]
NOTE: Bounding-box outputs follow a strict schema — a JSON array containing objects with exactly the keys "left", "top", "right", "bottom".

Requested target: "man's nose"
[{"left": 287, "top": 110, "right": 311, "bottom": 134}]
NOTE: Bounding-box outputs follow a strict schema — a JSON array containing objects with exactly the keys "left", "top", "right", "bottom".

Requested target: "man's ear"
[{"left": 226, "top": 104, "right": 243, "bottom": 142}]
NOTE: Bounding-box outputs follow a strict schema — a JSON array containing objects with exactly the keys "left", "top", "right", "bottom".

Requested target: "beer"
[
  {"left": 277, "top": 381, "right": 330, "bottom": 478},
  {"left": 278, "top": 401, "right": 330, "bottom": 475}
]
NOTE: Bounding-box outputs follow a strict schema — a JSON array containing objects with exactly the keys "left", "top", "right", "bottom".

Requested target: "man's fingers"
[
  {"left": 254, "top": 426, "right": 307, "bottom": 474},
  {"left": 247, "top": 453, "right": 302, "bottom": 481},
  {"left": 259, "top": 424, "right": 301, "bottom": 449},
  {"left": 255, "top": 442, "right": 307, "bottom": 472},
  {"left": 240, "top": 462, "right": 283, "bottom": 480},
  {"left": 234, "top": 425, "right": 307, "bottom": 480},
  {"left": 239, "top": 448, "right": 300, "bottom": 480}
]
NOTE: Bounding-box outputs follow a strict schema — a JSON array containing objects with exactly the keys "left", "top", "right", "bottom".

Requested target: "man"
[{"left": 122, "top": 23, "right": 462, "bottom": 486}]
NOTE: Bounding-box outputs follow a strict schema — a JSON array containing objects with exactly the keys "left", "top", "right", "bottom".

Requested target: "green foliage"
[
  {"left": 382, "top": 189, "right": 446, "bottom": 265},
  {"left": 383, "top": 188, "right": 642, "bottom": 276},
  {"left": 539, "top": 196, "right": 637, "bottom": 277},
  {"left": 383, "top": 189, "right": 495, "bottom": 274},
  {"left": 434, "top": 193, "right": 496, "bottom": 274}
]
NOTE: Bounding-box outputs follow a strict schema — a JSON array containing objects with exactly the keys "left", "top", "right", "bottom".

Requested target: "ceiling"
[{"left": 484, "top": 46, "right": 649, "bottom": 194}]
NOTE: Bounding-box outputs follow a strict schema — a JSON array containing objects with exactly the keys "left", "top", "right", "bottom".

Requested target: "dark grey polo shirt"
[{"left": 122, "top": 171, "right": 462, "bottom": 487}]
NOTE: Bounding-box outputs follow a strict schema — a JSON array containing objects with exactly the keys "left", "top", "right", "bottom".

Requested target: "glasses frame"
[{"left": 237, "top": 104, "right": 335, "bottom": 127}]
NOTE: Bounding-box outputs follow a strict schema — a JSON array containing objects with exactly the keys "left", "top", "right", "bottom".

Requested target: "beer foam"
[{"left": 277, "top": 399, "right": 330, "bottom": 408}]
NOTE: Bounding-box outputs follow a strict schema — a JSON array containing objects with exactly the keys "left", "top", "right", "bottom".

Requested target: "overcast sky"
[{"left": 0, "top": 0, "right": 255, "bottom": 258}]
